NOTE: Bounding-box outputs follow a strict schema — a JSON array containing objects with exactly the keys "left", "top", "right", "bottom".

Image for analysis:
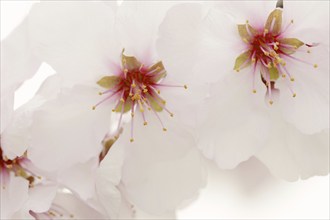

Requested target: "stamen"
[
  {"left": 280, "top": 19, "right": 293, "bottom": 35},
  {"left": 156, "top": 83, "right": 188, "bottom": 89},
  {"left": 144, "top": 99, "right": 167, "bottom": 131},
  {"left": 116, "top": 92, "right": 126, "bottom": 131},
  {"left": 130, "top": 102, "right": 135, "bottom": 143},
  {"left": 282, "top": 53, "right": 317, "bottom": 68},
  {"left": 92, "top": 92, "right": 118, "bottom": 110},
  {"left": 251, "top": 62, "right": 258, "bottom": 93}
]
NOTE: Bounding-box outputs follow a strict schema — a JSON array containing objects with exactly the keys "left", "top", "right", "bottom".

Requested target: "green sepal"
[
  {"left": 269, "top": 64, "right": 280, "bottom": 81},
  {"left": 148, "top": 61, "right": 167, "bottom": 82},
  {"left": 233, "top": 51, "right": 251, "bottom": 72},
  {"left": 237, "top": 24, "right": 258, "bottom": 42},
  {"left": 121, "top": 49, "right": 142, "bottom": 71},
  {"left": 265, "top": 9, "right": 282, "bottom": 35},
  {"left": 114, "top": 99, "right": 132, "bottom": 113},
  {"left": 97, "top": 76, "right": 120, "bottom": 89},
  {"left": 146, "top": 94, "right": 163, "bottom": 112}
]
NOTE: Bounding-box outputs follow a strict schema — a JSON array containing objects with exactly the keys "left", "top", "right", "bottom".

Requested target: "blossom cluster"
[{"left": 1, "top": 1, "right": 328, "bottom": 219}]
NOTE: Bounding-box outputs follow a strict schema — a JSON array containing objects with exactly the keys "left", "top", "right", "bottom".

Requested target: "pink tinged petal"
[
  {"left": 0, "top": 174, "right": 29, "bottom": 219},
  {"left": 1, "top": 18, "right": 42, "bottom": 132},
  {"left": 27, "top": 1, "right": 119, "bottom": 85},
  {"left": 95, "top": 140, "right": 133, "bottom": 219},
  {"left": 58, "top": 158, "right": 99, "bottom": 201},
  {"left": 283, "top": 1, "right": 329, "bottom": 45},
  {"left": 116, "top": 1, "right": 178, "bottom": 63},
  {"left": 48, "top": 192, "right": 107, "bottom": 219},
  {"left": 209, "top": 1, "right": 277, "bottom": 29},
  {"left": 27, "top": 86, "right": 112, "bottom": 172},
  {"left": 197, "top": 74, "right": 271, "bottom": 169},
  {"left": 157, "top": 3, "right": 208, "bottom": 83},
  {"left": 25, "top": 183, "right": 58, "bottom": 213},
  {"left": 119, "top": 118, "right": 206, "bottom": 215},
  {"left": 277, "top": 45, "right": 329, "bottom": 134},
  {"left": 256, "top": 119, "right": 329, "bottom": 181}
]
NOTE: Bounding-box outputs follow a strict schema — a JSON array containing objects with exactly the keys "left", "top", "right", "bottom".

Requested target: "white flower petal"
[
  {"left": 116, "top": 1, "right": 177, "bottom": 63},
  {"left": 197, "top": 73, "right": 271, "bottom": 169},
  {"left": 26, "top": 85, "right": 112, "bottom": 171},
  {"left": 256, "top": 119, "right": 329, "bottom": 181},
  {"left": 28, "top": 1, "right": 118, "bottom": 85},
  {"left": 59, "top": 158, "right": 99, "bottom": 201},
  {"left": 25, "top": 183, "right": 58, "bottom": 213},
  {"left": 118, "top": 117, "right": 206, "bottom": 215},
  {"left": 277, "top": 45, "right": 329, "bottom": 134},
  {"left": 1, "top": 19, "right": 42, "bottom": 132},
  {"left": 0, "top": 174, "right": 29, "bottom": 219}
]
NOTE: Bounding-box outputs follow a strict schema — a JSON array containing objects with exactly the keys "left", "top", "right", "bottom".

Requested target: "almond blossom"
[
  {"left": 2, "top": 1, "right": 207, "bottom": 217},
  {"left": 158, "top": 0, "right": 329, "bottom": 180}
]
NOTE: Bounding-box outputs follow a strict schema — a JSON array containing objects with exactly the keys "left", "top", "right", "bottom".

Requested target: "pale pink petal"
[
  {"left": 28, "top": 1, "right": 118, "bottom": 85},
  {"left": 0, "top": 174, "right": 29, "bottom": 219},
  {"left": 256, "top": 120, "right": 329, "bottom": 181},
  {"left": 118, "top": 118, "right": 206, "bottom": 215},
  {"left": 197, "top": 73, "right": 271, "bottom": 169}
]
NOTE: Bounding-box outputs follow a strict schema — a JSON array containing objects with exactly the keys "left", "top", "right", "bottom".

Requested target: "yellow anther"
[
  {"left": 290, "top": 78, "right": 295, "bottom": 82},
  {"left": 293, "top": 93, "right": 297, "bottom": 97},
  {"left": 142, "top": 85, "right": 147, "bottom": 89},
  {"left": 269, "top": 100, "right": 274, "bottom": 105},
  {"left": 131, "top": 83, "right": 136, "bottom": 88},
  {"left": 170, "top": 113, "right": 174, "bottom": 117},
  {"left": 129, "top": 92, "right": 133, "bottom": 97},
  {"left": 163, "top": 128, "right": 167, "bottom": 132},
  {"left": 270, "top": 51, "right": 277, "bottom": 57},
  {"left": 264, "top": 52, "right": 270, "bottom": 56},
  {"left": 148, "top": 107, "right": 151, "bottom": 111},
  {"left": 98, "top": 92, "right": 103, "bottom": 95},
  {"left": 252, "top": 89, "right": 257, "bottom": 94},
  {"left": 130, "top": 138, "right": 134, "bottom": 142},
  {"left": 120, "top": 98, "right": 125, "bottom": 102},
  {"left": 143, "top": 89, "right": 148, "bottom": 93},
  {"left": 274, "top": 45, "right": 278, "bottom": 50},
  {"left": 140, "top": 108, "right": 144, "bottom": 112},
  {"left": 264, "top": 29, "right": 269, "bottom": 34},
  {"left": 246, "top": 20, "right": 249, "bottom": 24},
  {"left": 112, "top": 109, "right": 116, "bottom": 112},
  {"left": 307, "top": 50, "right": 311, "bottom": 54},
  {"left": 282, "top": 74, "right": 286, "bottom": 78},
  {"left": 131, "top": 113, "right": 134, "bottom": 117},
  {"left": 92, "top": 106, "right": 96, "bottom": 110},
  {"left": 143, "top": 121, "right": 148, "bottom": 126},
  {"left": 314, "top": 64, "right": 318, "bottom": 68},
  {"left": 267, "top": 63, "right": 272, "bottom": 69},
  {"left": 162, "top": 100, "right": 166, "bottom": 105},
  {"left": 243, "top": 38, "right": 249, "bottom": 43},
  {"left": 251, "top": 58, "right": 256, "bottom": 63},
  {"left": 236, "top": 69, "right": 240, "bottom": 72},
  {"left": 275, "top": 42, "right": 280, "bottom": 45},
  {"left": 291, "top": 19, "right": 294, "bottom": 24},
  {"left": 184, "top": 85, "right": 188, "bottom": 89},
  {"left": 157, "top": 90, "right": 161, "bottom": 94}
]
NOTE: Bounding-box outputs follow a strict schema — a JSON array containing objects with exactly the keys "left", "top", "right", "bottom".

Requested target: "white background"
[{"left": 1, "top": 1, "right": 329, "bottom": 219}]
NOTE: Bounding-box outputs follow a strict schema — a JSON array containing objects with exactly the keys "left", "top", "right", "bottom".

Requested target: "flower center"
[
  {"left": 93, "top": 49, "right": 187, "bottom": 142},
  {"left": 234, "top": 8, "right": 318, "bottom": 105},
  {"left": 0, "top": 147, "right": 40, "bottom": 188}
]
